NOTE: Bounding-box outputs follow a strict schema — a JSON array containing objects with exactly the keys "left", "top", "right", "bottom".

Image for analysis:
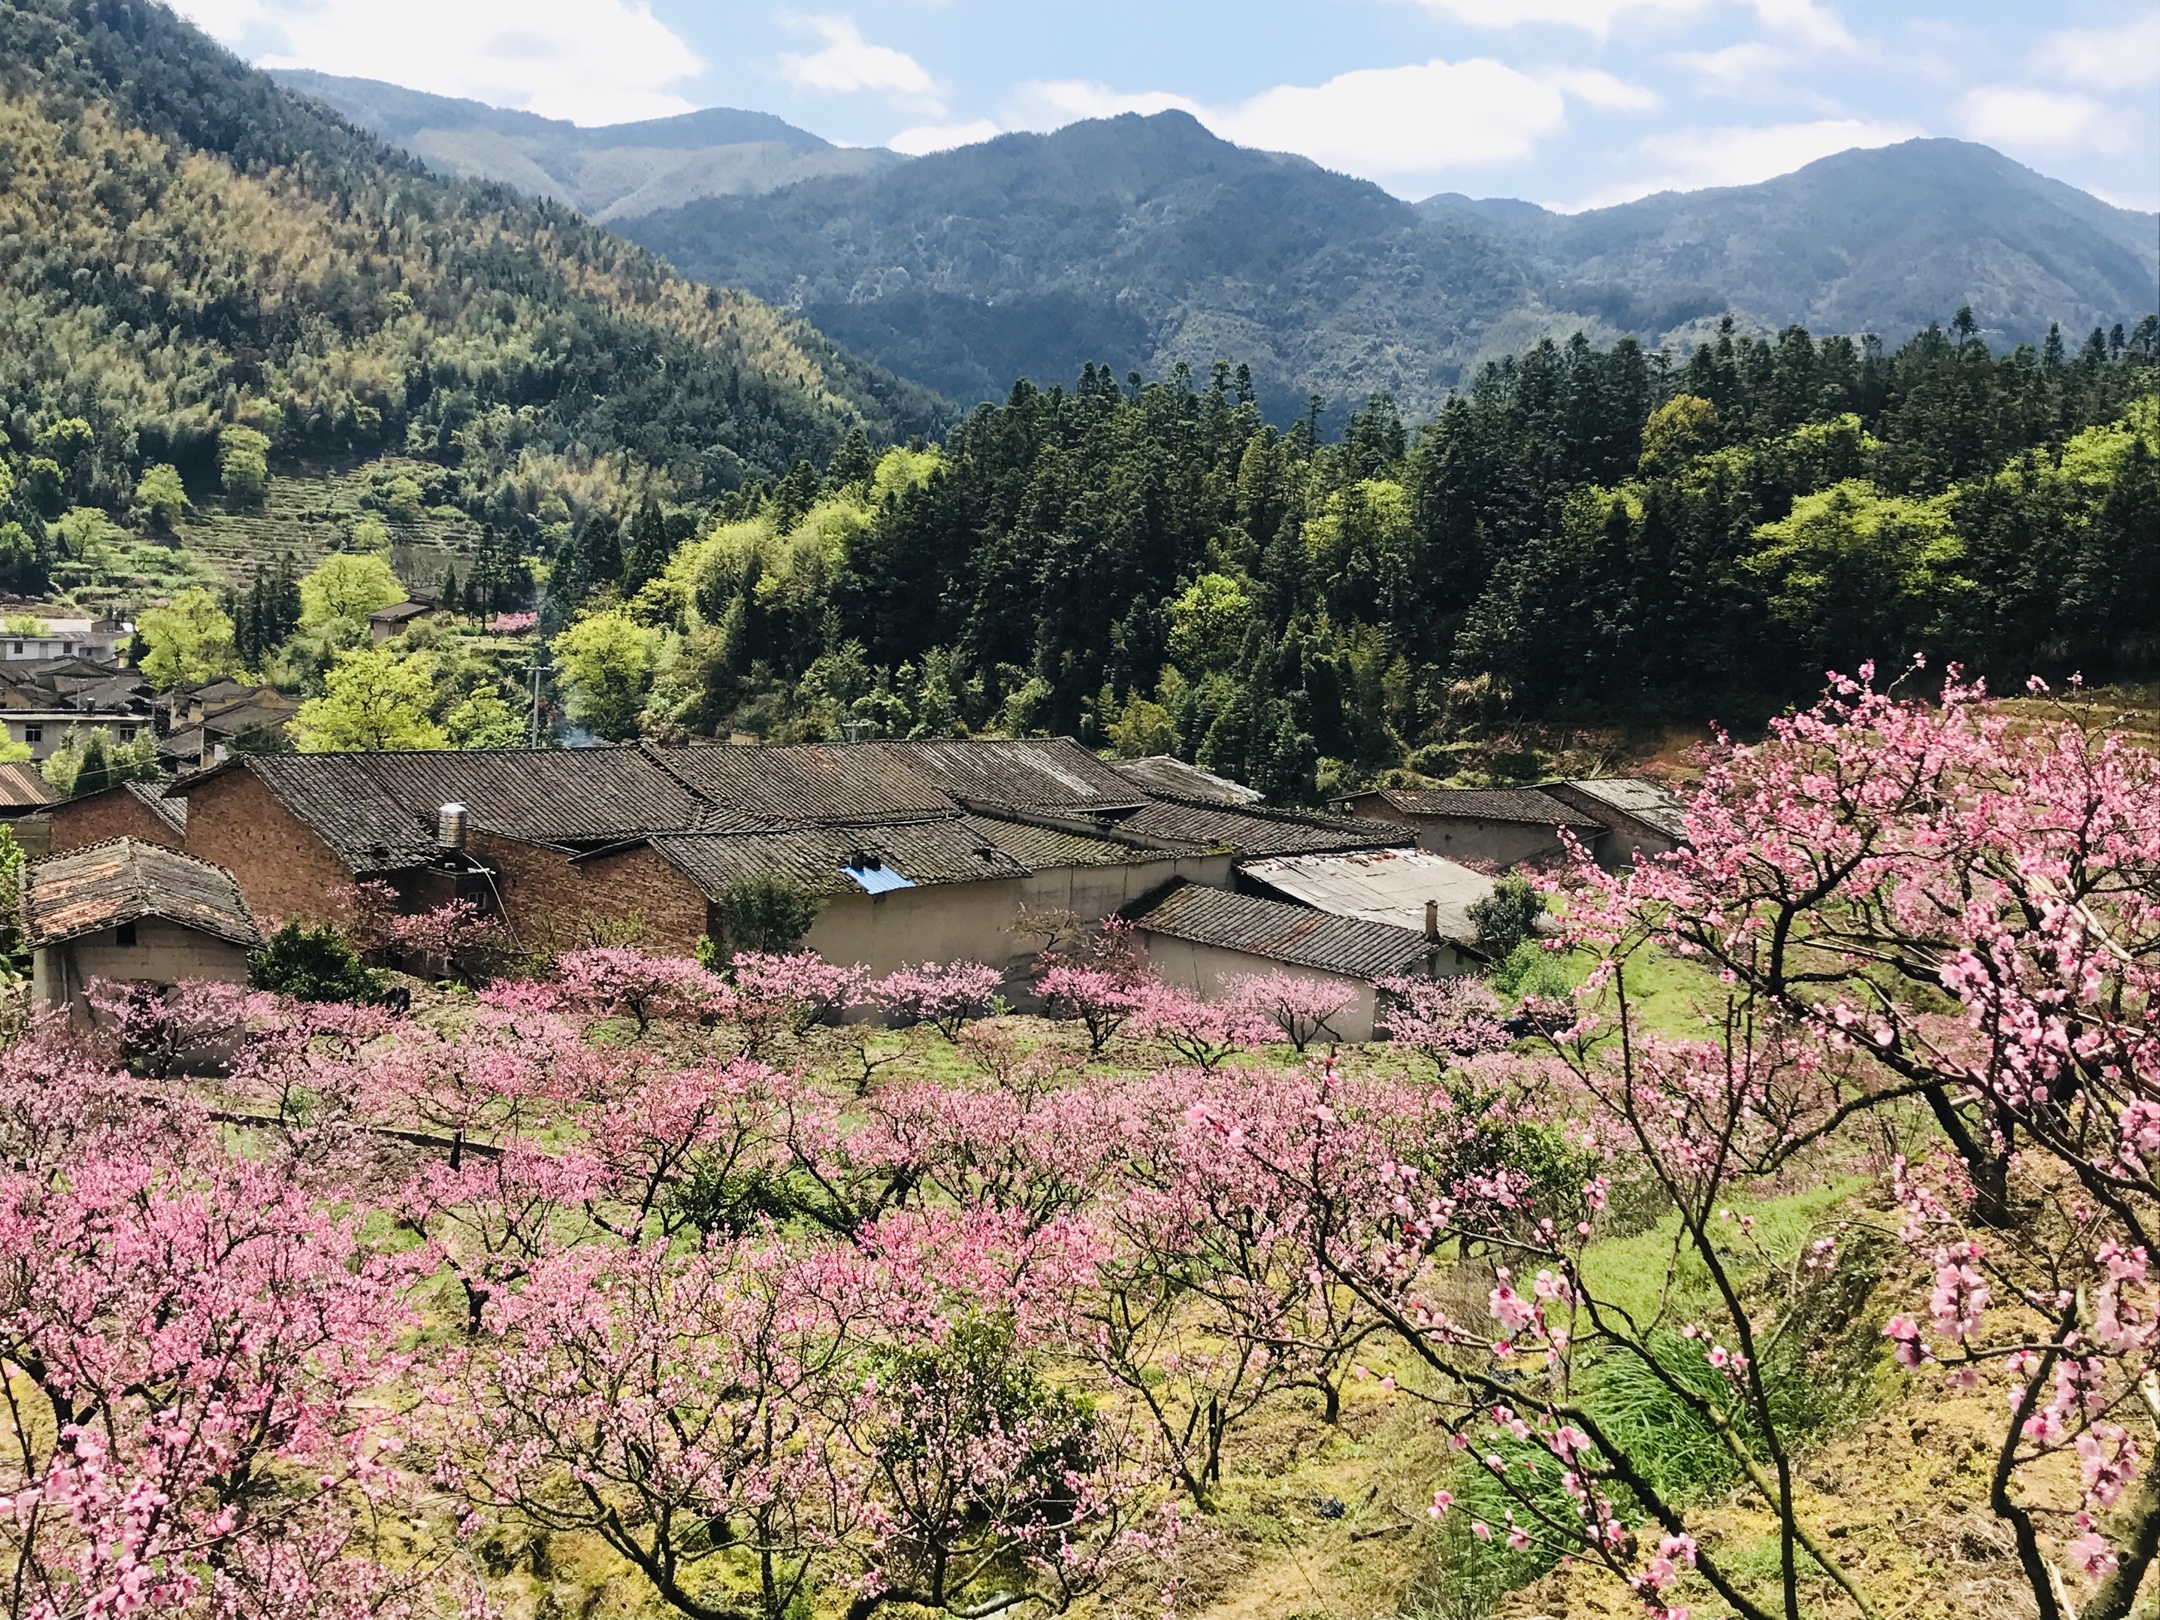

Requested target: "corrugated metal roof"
[
  {"left": 648, "top": 819, "right": 1029, "bottom": 899},
  {"left": 1126, "top": 882, "right": 1433, "bottom": 980},
  {"left": 1353, "top": 786, "right": 1600, "bottom": 828},
  {"left": 1122, "top": 797, "right": 1409, "bottom": 858},
  {"left": 1107, "top": 756, "right": 1262, "bottom": 804},
  {"left": 23, "top": 837, "right": 261, "bottom": 950},
  {"left": 649, "top": 742, "right": 955, "bottom": 826},
  {"left": 1563, "top": 778, "right": 1689, "bottom": 840},
  {"left": 0, "top": 761, "right": 59, "bottom": 810},
  {"left": 1241, "top": 849, "right": 1493, "bottom": 940}
]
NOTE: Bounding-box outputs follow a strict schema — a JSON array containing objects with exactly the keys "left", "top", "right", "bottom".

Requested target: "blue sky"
[{"left": 175, "top": 0, "right": 2160, "bottom": 211}]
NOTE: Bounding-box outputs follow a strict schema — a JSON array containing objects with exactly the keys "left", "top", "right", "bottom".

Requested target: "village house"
[
  {"left": 0, "top": 760, "right": 60, "bottom": 821},
  {"left": 0, "top": 616, "right": 126, "bottom": 665},
  {"left": 0, "top": 655, "right": 155, "bottom": 759},
  {"left": 1238, "top": 847, "right": 1494, "bottom": 972},
  {"left": 1122, "top": 881, "right": 1443, "bottom": 1043},
  {"left": 1542, "top": 778, "right": 1690, "bottom": 869},
  {"left": 165, "top": 739, "right": 1413, "bottom": 982},
  {"left": 43, "top": 778, "right": 188, "bottom": 853},
  {"left": 22, "top": 837, "right": 263, "bottom": 1023},
  {"left": 1329, "top": 785, "right": 1605, "bottom": 867}
]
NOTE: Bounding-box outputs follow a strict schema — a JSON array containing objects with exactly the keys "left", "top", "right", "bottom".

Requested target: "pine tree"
[{"left": 623, "top": 497, "right": 672, "bottom": 594}]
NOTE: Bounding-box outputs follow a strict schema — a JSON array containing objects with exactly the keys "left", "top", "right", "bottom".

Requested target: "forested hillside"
[
  {"left": 0, "top": 0, "right": 944, "bottom": 551},
  {"left": 557, "top": 318, "right": 2159, "bottom": 802},
  {"left": 623, "top": 114, "right": 2158, "bottom": 418}
]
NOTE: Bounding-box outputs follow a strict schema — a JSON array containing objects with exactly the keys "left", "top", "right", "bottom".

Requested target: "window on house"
[
  {"left": 23, "top": 727, "right": 41, "bottom": 745},
  {"left": 116, "top": 921, "right": 137, "bottom": 947},
  {"left": 119, "top": 727, "right": 136, "bottom": 742},
  {"left": 8, "top": 643, "right": 19, "bottom": 654}
]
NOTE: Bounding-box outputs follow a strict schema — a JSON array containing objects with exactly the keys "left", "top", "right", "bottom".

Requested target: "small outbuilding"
[
  {"left": 23, "top": 838, "right": 263, "bottom": 1021},
  {"left": 1239, "top": 847, "right": 1493, "bottom": 967},
  {"left": 1124, "top": 880, "right": 1446, "bottom": 1043},
  {"left": 0, "top": 760, "right": 59, "bottom": 819},
  {"left": 1542, "top": 778, "right": 1690, "bottom": 870}
]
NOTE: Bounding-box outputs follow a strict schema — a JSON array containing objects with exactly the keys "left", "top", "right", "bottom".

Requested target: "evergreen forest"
[{"left": 555, "top": 317, "right": 2159, "bottom": 802}]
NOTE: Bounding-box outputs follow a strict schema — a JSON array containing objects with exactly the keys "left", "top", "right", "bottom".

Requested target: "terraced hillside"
[{"left": 173, "top": 458, "right": 486, "bottom": 597}]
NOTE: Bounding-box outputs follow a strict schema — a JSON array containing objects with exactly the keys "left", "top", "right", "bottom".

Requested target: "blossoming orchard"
[{"left": 0, "top": 670, "right": 2153, "bottom": 1619}]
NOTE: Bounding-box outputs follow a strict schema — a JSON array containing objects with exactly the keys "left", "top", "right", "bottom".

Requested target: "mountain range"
[
  {"left": 269, "top": 71, "right": 903, "bottom": 223},
  {"left": 285, "top": 74, "right": 2157, "bottom": 421}
]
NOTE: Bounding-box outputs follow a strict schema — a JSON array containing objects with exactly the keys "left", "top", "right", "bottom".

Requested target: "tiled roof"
[
  {"left": 1560, "top": 778, "right": 1690, "bottom": 840},
  {"left": 23, "top": 837, "right": 261, "bottom": 950},
  {"left": 128, "top": 781, "right": 187, "bottom": 835},
  {"left": 0, "top": 760, "right": 59, "bottom": 810},
  {"left": 1120, "top": 796, "right": 1409, "bottom": 858},
  {"left": 178, "top": 750, "right": 725, "bottom": 872},
  {"left": 1350, "top": 786, "right": 1600, "bottom": 827},
  {"left": 1108, "top": 755, "right": 1262, "bottom": 804},
  {"left": 646, "top": 819, "right": 1028, "bottom": 898},
  {"left": 1125, "top": 882, "right": 1433, "bottom": 980},
  {"left": 866, "top": 738, "right": 1144, "bottom": 814},
  {"left": 964, "top": 813, "right": 1173, "bottom": 870},
  {"left": 648, "top": 742, "right": 954, "bottom": 827}
]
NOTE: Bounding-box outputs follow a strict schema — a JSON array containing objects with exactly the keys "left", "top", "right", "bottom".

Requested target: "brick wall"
[
  {"left": 49, "top": 788, "right": 183, "bottom": 853},
  {"left": 472, "top": 832, "right": 710, "bottom": 957},
  {"left": 180, "top": 772, "right": 359, "bottom": 930}
]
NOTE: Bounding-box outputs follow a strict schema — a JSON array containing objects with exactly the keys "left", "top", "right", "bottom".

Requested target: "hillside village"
[{"left": 0, "top": 3, "right": 2155, "bottom": 1617}]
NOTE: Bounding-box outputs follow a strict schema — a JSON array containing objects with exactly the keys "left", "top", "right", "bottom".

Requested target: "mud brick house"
[
  {"left": 23, "top": 838, "right": 263, "bottom": 1023},
  {"left": 168, "top": 739, "right": 1412, "bottom": 977},
  {"left": 1328, "top": 786, "right": 1606, "bottom": 867},
  {"left": 1542, "top": 778, "right": 1691, "bottom": 869},
  {"left": 44, "top": 780, "right": 188, "bottom": 853}
]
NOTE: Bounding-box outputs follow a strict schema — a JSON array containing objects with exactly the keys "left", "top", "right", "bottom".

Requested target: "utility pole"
[{"left": 528, "top": 644, "right": 547, "bottom": 748}]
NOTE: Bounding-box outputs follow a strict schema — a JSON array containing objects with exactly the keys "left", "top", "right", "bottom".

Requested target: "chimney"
[
  {"left": 437, "top": 802, "right": 469, "bottom": 853},
  {"left": 1424, "top": 899, "right": 1439, "bottom": 941}
]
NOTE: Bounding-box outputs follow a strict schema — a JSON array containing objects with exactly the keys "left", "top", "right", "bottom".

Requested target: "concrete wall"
[
  {"left": 806, "top": 877, "right": 1032, "bottom": 981},
  {"left": 1133, "top": 933, "right": 1383, "bottom": 1043},
  {"left": 1016, "top": 852, "right": 1228, "bottom": 925},
  {"left": 49, "top": 790, "right": 183, "bottom": 853},
  {"left": 4, "top": 714, "right": 142, "bottom": 760},
  {"left": 33, "top": 917, "right": 253, "bottom": 1024},
  {"left": 183, "top": 771, "right": 359, "bottom": 929}
]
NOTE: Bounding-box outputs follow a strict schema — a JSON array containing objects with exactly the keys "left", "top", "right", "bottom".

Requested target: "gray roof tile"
[{"left": 1125, "top": 882, "right": 1433, "bottom": 980}]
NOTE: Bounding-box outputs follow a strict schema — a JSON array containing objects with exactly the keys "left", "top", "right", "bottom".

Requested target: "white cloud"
[
  {"left": 2037, "top": 16, "right": 2160, "bottom": 93},
  {"left": 992, "top": 60, "right": 1567, "bottom": 185},
  {"left": 888, "top": 118, "right": 1003, "bottom": 155},
  {"left": 1541, "top": 66, "right": 1661, "bottom": 111},
  {"left": 170, "top": 0, "right": 702, "bottom": 124},
  {"left": 1410, "top": 0, "right": 1849, "bottom": 45},
  {"left": 1958, "top": 85, "right": 2133, "bottom": 155},
  {"left": 1209, "top": 60, "right": 1566, "bottom": 176},
  {"left": 1571, "top": 116, "right": 1919, "bottom": 206},
  {"left": 778, "top": 16, "right": 942, "bottom": 111}
]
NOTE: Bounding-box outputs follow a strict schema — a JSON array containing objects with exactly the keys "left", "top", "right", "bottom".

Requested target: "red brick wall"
[
  {"left": 471, "top": 832, "right": 709, "bottom": 956},
  {"left": 181, "top": 772, "right": 359, "bottom": 930},
  {"left": 49, "top": 789, "right": 184, "bottom": 853}
]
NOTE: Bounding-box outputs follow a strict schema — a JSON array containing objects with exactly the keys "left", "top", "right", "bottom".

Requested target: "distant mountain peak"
[{"left": 270, "top": 71, "right": 903, "bottom": 220}]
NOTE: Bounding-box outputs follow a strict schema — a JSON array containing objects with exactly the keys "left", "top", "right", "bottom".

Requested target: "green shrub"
[
  {"left": 1489, "top": 938, "right": 1571, "bottom": 1001},
  {"left": 708, "top": 874, "right": 821, "bottom": 956},
  {"left": 1469, "top": 874, "right": 1541, "bottom": 962},
  {"left": 249, "top": 922, "right": 381, "bottom": 1003}
]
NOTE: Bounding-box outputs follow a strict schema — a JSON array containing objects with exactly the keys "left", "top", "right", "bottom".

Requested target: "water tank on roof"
[{"left": 437, "top": 802, "right": 469, "bottom": 852}]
